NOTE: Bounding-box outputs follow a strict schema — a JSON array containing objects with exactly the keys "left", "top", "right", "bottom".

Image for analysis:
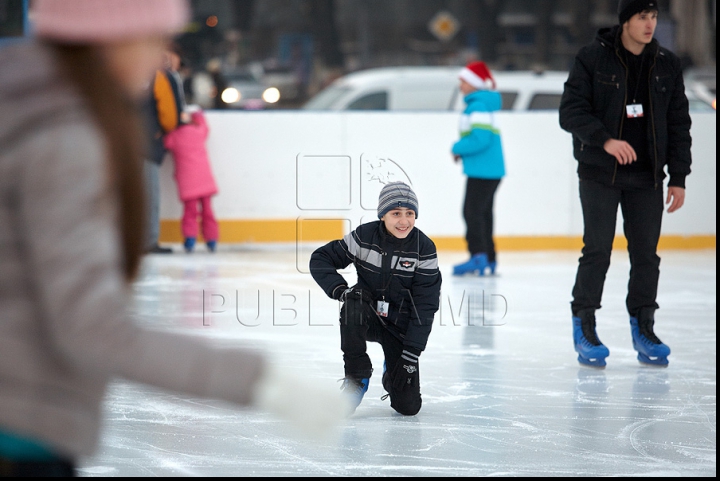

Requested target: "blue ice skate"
[
  {"left": 183, "top": 237, "right": 196, "bottom": 253},
  {"left": 340, "top": 377, "right": 369, "bottom": 414},
  {"left": 206, "top": 240, "right": 217, "bottom": 252},
  {"left": 453, "top": 253, "right": 490, "bottom": 276},
  {"left": 572, "top": 311, "right": 610, "bottom": 368},
  {"left": 487, "top": 260, "right": 497, "bottom": 275},
  {"left": 630, "top": 313, "right": 670, "bottom": 367}
]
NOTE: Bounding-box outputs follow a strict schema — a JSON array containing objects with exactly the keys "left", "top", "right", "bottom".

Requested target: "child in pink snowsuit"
[{"left": 163, "top": 109, "right": 219, "bottom": 252}]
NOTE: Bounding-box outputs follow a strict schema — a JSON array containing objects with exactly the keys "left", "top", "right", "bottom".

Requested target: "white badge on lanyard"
[
  {"left": 376, "top": 300, "right": 390, "bottom": 317},
  {"left": 626, "top": 104, "right": 644, "bottom": 118}
]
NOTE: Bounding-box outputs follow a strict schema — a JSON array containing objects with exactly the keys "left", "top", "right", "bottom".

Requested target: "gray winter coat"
[{"left": 0, "top": 42, "right": 264, "bottom": 458}]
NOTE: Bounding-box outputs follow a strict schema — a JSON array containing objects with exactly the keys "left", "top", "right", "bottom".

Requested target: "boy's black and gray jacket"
[
  {"left": 310, "top": 221, "right": 442, "bottom": 352},
  {"left": 559, "top": 25, "right": 692, "bottom": 188}
]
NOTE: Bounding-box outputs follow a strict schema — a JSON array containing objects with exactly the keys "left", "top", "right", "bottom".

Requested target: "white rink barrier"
[{"left": 159, "top": 111, "right": 716, "bottom": 249}]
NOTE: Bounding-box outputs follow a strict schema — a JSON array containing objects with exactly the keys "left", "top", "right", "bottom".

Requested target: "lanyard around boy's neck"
[{"left": 378, "top": 249, "right": 394, "bottom": 301}]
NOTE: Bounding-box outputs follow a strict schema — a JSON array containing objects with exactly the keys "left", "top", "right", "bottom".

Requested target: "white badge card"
[
  {"left": 376, "top": 300, "right": 390, "bottom": 317},
  {"left": 626, "top": 104, "right": 644, "bottom": 118}
]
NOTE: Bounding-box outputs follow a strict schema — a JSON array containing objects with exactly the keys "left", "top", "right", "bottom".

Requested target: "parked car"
[
  {"left": 302, "top": 66, "right": 569, "bottom": 112},
  {"left": 302, "top": 66, "right": 460, "bottom": 111},
  {"left": 452, "top": 70, "right": 570, "bottom": 111},
  {"left": 190, "top": 66, "right": 282, "bottom": 110},
  {"left": 685, "top": 84, "right": 716, "bottom": 112},
  {"left": 218, "top": 67, "right": 280, "bottom": 110},
  {"left": 259, "top": 63, "right": 303, "bottom": 104},
  {"left": 302, "top": 66, "right": 715, "bottom": 112},
  {"left": 684, "top": 67, "right": 716, "bottom": 111}
]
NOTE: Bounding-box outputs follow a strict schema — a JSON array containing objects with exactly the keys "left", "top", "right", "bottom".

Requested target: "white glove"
[{"left": 251, "top": 360, "right": 353, "bottom": 442}]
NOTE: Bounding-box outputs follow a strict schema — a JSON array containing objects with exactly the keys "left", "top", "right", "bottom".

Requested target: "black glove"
[
  {"left": 336, "top": 286, "right": 374, "bottom": 304},
  {"left": 391, "top": 347, "right": 421, "bottom": 391},
  {"left": 338, "top": 286, "right": 375, "bottom": 324},
  {"left": 331, "top": 284, "right": 350, "bottom": 300}
]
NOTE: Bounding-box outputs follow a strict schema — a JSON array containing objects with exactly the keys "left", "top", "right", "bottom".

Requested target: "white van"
[
  {"left": 302, "top": 66, "right": 569, "bottom": 112},
  {"left": 302, "top": 66, "right": 715, "bottom": 112}
]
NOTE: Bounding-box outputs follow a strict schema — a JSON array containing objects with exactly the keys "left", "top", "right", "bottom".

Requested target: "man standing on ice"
[{"left": 559, "top": 0, "right": 692, "bottom": 368}]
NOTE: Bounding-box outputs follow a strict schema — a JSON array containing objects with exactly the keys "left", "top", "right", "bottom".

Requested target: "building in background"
[
  {"left": 179, "top": 0, "right": 715, "bottom": 106},
  {"left": 2, "top": 0, "right": 714, "bottom": 107}
]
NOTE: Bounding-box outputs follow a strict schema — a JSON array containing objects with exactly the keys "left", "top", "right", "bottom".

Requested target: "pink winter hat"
[{"left": 32, "top": 0, "right": 190, "bottom": 43}]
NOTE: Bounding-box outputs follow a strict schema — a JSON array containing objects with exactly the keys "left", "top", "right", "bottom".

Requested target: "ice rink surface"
[{"left": 77, "top": 246, "right": 716, "bottom": 477}]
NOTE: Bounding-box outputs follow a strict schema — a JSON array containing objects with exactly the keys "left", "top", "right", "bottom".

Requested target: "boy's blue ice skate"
[
  {"left": 453, "top": 253, "right": 491, "bottom": 276},
  {"left": 183, "top": 237, "right": 196, "bottom": 253},
  {"left": 340, "top": 377, "right": 369, "bottom": 414},
  {"left": 630, "top": 309, "right": 670, "bottom": 366},
  {"left": 206, "top": 240, "right": 217, "bottom": 252},
  {"left": 572, "top": 310, "right": 610, "bottom": 368}
]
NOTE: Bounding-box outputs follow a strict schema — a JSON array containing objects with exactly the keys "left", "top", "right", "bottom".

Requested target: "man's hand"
[
  {"left": 666, "top": 186, "right": 685, "bottom": 213},
  {"left": 453, "top": 154, "right": 461, "bottom": 163},
  {"left": 604, "top": 139, "right": 637, "bottom": 165}
]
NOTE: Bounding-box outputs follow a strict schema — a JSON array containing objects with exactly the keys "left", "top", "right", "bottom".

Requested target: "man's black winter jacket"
[
  {"left": 559, "top": 26, "right": 692, "bottom": 188},
  {"left": 309, "top": 221, "right": 441, "bottom": 351}
]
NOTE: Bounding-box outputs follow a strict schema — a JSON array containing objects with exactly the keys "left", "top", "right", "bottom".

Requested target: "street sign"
[{"left": 428, "top": 10, "right": 460, "bottom": 42}]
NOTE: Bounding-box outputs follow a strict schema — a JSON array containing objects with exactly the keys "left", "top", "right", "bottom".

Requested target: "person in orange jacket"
[{"left": 142, "top": 45, "right": 187, "bottom": 254}]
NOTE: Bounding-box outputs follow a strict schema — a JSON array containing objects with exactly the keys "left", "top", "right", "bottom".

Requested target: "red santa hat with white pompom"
[{"left": 459, "top": 61, "right": 496, "bottom": 90}]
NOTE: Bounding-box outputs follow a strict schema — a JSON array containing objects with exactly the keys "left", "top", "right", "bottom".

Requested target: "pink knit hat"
[
  {"left": 32, "top": 0, "right": 190, "bottom": 43},
  {"left": 459, "top": 61, "right": 496, "bottom": 90}
]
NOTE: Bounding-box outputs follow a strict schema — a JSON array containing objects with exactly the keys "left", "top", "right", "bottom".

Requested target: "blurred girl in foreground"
[{"left": 0, "top": 1, "right": 346, "bottom": 476}]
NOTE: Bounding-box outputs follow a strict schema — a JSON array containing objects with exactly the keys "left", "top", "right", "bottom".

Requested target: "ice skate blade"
[
  {"left": 453, "top": 268, "right": 480, "bottom": 276},
  {"left": 577, "top": 354, "right": 606, "bottom": 368},
  {"left": 637, "top": 352, "right": 669, "bottom": 367},
  {"left": 631, "top": 337, "right": 671, "bottom": 363},
  {"left": 452, "top": 270, "right": 499, "bottom": 277}
]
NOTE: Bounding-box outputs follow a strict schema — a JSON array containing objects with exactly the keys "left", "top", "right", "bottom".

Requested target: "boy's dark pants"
[
  {"left": 340, "top": 299, "right": 422, "bottom": 416},
  {"left": 571, "top": 179, "right": 664, "bottom": 317},
  {"left": 464, "top": 178, "right": 501, "bottom": 262}
]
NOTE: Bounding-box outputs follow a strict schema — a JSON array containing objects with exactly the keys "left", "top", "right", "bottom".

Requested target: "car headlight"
[
  {"left": 262, "top": 87, "right": 280, "bottom": 104},
  {"left": 221, "top": 87, "right": 241, "bottom": 104}
]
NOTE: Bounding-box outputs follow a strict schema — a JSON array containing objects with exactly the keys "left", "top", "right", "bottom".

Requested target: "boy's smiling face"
[{"left": 381, "top": 207, "right": 416, "bottom": 239}]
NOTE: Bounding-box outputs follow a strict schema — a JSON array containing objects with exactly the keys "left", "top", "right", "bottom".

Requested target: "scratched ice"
[{"left": 77, "top": 246, "right": 716, "bottom": 476}]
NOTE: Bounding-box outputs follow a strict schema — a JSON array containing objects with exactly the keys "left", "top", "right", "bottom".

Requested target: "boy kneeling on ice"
[{"left": 310, "top": 182, "right": 442, "bottom": 415}]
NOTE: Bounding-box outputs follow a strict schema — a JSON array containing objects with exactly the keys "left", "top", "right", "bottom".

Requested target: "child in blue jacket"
[{"left": 452, "top": 61, "right": 506, "bottom": 276}]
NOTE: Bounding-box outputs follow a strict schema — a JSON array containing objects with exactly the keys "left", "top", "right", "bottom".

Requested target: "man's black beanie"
[{"left": 618, "top": 0, "right": 658, "bottom": 25}]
